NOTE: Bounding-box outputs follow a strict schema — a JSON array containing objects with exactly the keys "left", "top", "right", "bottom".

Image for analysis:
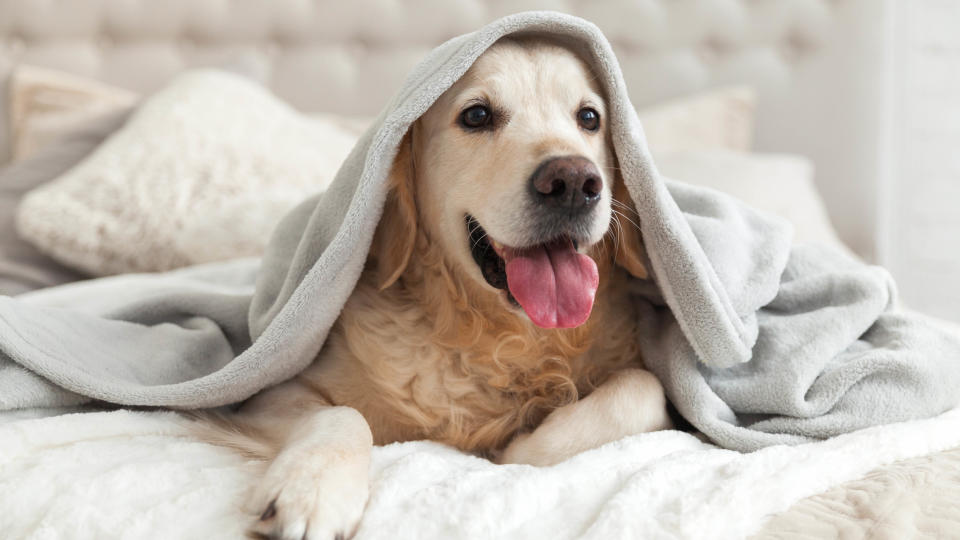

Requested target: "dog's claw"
[
  {"left": 335, "top": 534, "right": 344, "bottom": 540},
  {"left": 260, "top": 499, "right": 278, "bottom": 521}
]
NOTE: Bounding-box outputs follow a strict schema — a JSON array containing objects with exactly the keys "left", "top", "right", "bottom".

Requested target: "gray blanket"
[{"left": 2, "top": 11, "right": 959, "bottom": 452}]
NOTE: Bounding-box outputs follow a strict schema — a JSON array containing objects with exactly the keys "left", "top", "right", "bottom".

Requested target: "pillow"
[
  {"left": 0, "top": 107, "right": 132, "bottom": 295},
  {"left": 5, "top": 60, "right": 270, "bottom": 163},
  {"left": 638, "top": 86, "right": 754, "bottom": 153},
  {"left": 16, "top": 70, "right": 360, "bottom": 276},
  {"left": 654, "top": 149, "right": 852, "bottom": 255},
  {"left": 11, "top": 66, "right": 756, "bottom": 277},
  {"left": 8, "top": 65, "right": 138, "bottom": 162}
]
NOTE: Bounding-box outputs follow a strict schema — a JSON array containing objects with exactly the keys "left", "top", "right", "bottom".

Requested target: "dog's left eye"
[
  {"left": 460, "top": 105, "right": 492, "bottom": 129},
  {"left": 577, "top": 107, "right": 600, "bottom": 131}
]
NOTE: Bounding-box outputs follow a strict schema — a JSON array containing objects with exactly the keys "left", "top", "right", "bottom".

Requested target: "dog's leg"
[
  {"left": 498, "top": 368, "right": 671, "bottom": 466},
  {"left": 236, "top": 384, "right": 373, "bottom": 540}
]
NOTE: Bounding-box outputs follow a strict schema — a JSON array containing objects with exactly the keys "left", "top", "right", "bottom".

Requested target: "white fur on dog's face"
[{"left": 413, "top": 38, "right": 614, "bottom": 293}]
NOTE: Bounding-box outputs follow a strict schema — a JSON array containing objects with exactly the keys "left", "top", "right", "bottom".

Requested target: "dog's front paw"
[
  {"left": 499, "top": 369, "right": 672, "bottom": 467},
  {"left": 249, "top": 446, "right": 370, "bottom": 540}
]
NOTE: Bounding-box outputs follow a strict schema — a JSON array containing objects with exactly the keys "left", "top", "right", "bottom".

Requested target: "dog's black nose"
[{"left": 530, "top": 156, "right": 603, "bottom": 212}]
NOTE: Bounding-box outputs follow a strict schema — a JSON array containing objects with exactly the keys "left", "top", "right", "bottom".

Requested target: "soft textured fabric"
[
  {"left": 0, "top": 12, "right": 959, "bottom": 451},
  {"left": 15, "top": 71, "right": 359, "bottom": 276},
  {"left": 8, "top": 65, "right": 138, "bottom": 162},
  {"left": 654, "top": 149, "right": 852, "bottom": 257},
  {"left": 3, "top": 405, "right": 960, "bottom": 540},
  {"left": 0, "top": 107, "right": 131, "bottom": 296},
  {"left": 13, "top": 69, "right": 755, "bottom": 278},
  {"left": 753, "top": 442, "right": 960, "bottom": 539},
  {"left": 639, "top": 86, "right": 754, "bottom": 153}
]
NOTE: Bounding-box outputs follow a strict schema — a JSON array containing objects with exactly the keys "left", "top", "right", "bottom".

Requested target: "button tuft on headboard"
[
  {"left": 7, "top": 35, "right": 26, "bottom": 55},
  {"left": 97, "top": 35, "right": 114, "bottom": 50},
  {"left": 780, "top": 30, "right": 816, "bottom": 63},
  {"left": 699, "top": 35, "right": 734, "bottom": 64}
]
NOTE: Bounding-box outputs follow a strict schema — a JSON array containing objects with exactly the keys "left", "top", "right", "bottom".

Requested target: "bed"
[{"left": 2, "top": 1, "right": 959, "bottom": 539}]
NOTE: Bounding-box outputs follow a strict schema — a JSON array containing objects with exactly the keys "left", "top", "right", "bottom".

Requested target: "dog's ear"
[
  {"left": 373, "top": 130, "right": 418, "bottom": 290},
  {"left": 611, "top": 172, "right": 649, "bottom": 280}
]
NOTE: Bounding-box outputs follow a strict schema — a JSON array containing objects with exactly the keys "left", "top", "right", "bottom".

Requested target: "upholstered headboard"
[{"left": 0, "top": 0, "right": 888, "bottom": 259}]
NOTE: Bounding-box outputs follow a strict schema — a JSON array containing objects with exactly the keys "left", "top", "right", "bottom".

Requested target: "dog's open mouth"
[{"left": 466, "top": 215, "right": 599, "bottom": 329}]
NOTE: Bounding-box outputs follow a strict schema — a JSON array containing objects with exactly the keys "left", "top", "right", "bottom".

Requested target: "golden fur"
[
  {"left": 308, "top": 143, "right": 645, "bottom": 453},
  {"left": 198, "top": 38, "right": 670, "bottom": 540}
]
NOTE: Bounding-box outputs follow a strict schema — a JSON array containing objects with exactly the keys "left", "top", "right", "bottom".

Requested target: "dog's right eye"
[{"left": 460, "top": 105, "right": 492, "bottom": 129}]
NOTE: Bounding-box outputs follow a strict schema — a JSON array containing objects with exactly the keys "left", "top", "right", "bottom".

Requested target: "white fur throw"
[
  {"left": 16, "top": 71, "right": 358, "bottom": 275},
  {"left": 3, "top": 406, "right": 960, "bottom": 539}
]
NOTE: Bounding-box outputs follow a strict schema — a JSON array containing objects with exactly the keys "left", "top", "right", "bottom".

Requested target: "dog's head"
[{"left": 374, "top": 37, "right": 647, "bottom": 329}]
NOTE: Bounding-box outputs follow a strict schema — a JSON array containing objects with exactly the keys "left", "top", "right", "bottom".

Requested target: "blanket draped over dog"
[{"left": 1, "top": 12, "right": 959, "bottom": 452}]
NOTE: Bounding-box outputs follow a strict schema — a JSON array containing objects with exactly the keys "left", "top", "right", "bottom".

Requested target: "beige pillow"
[
  {"left": 9, "top": 66, "right": 138, "bottom": 162},
  {"left": 654, "top": 149, "right": 852, "bottom": 255},
  {"left": 639, "top": 86, "right": 754, "bottom": 153},
  {"left": 0, "top": 108, "right": 132, "bottom": 295},
  {"left": 10, "top": 67, "right": 757, "bottom": 276}
]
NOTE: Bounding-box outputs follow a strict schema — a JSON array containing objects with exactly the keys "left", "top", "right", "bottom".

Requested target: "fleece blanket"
[
  {"left": 2, "top": 11, "right": 960, "bottom": 452},
  {"left": 3, "top": 406, "right": 960, "bottom": 539}
]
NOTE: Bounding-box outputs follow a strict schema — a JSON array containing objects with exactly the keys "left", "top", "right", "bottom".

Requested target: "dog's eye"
[
  {"left": 577, "top": 107, "right": 600, "bottom": 131},
  {"left": 460, "top": 105, "right": 492, "bottom": 129}
]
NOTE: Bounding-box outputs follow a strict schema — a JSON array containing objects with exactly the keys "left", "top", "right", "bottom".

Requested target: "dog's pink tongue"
[{"left": 503, "top": 240, "right": 599, "bottom": 329}]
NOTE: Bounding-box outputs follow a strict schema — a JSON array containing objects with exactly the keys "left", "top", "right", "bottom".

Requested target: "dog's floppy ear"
[
  {"left": 373, "top": 130, "right": 418, "bottom": 290},
  {"left": 611, "top": 172, "right": 649, "bottom": 280}
]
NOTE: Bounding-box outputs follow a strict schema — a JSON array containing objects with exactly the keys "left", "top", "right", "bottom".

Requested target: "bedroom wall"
[{"left": 879, "top": 0, "right": 960, "bottom": 322}]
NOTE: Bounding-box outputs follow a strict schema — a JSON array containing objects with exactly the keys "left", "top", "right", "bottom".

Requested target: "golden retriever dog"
[{"left": 203, "top": 37, "right": 672, "bottom": 540}]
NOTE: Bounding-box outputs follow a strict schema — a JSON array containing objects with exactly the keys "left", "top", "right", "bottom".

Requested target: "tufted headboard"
[{"left": 0, "top": 0, "right": 889, "bottom": 260}]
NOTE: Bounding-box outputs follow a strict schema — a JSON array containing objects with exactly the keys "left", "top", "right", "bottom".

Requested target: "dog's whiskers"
[
  {"left": 611, "top": 208, "right": 641, "bottom": 232},
  {"left": 610, "top": 199, "right": 639, "bottom": 217},
  {"left": 608, "top": 213, "right": 624, "bottom": 266},
  {"left": 471, "top": 233, "right": 489, "bottom": 251}
]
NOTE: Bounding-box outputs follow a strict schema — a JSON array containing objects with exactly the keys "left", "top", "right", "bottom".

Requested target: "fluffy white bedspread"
[{"left": 3, "top": 407, "right": 960, "bottom": 540}]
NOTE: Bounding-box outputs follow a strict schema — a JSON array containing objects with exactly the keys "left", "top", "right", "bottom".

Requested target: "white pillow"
[
  {"left": 16, "top": 70, "right": 359, "bottom": 275},
  {"left": 654, "top": 149, "right": 852, "bottom": 255},
  {"left": 639, "top": 86, "right": 754, "bottom": 153}
]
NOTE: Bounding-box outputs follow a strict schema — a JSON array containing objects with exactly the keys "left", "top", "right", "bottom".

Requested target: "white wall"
[{"left": 880, "top": 0, "right": 960, "bottom": 322}]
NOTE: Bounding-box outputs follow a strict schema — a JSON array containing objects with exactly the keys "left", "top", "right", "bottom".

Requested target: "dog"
[{"left": 200, "top": 37, "right": 672, "bottom": 540}]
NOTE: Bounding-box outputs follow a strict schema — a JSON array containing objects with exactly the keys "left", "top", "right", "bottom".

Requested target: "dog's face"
[{"left": 378, "top": 37, "right": 646, "bottom": 329}]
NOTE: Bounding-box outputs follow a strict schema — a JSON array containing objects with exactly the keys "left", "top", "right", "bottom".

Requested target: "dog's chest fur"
[{"left": 297, "top": 258, "right": 642, "bottom": 454}]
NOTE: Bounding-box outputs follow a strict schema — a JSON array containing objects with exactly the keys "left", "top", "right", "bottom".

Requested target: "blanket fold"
[{"left": 1, "top": 11, "right": 958, "bottom": 451}]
